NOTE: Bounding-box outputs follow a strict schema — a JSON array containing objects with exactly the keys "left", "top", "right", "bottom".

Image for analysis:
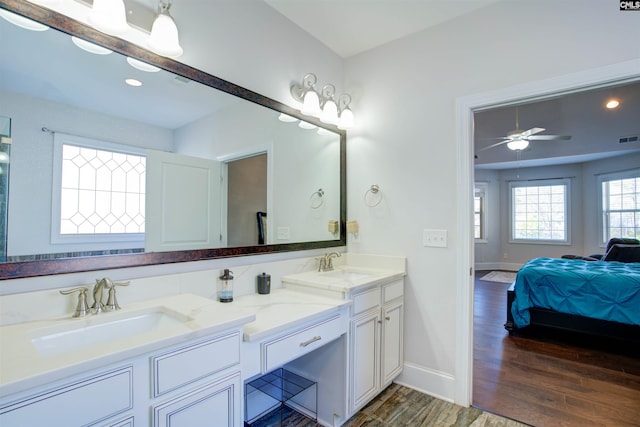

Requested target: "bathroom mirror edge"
[{"left": 0, "top": 0, "right": 347, "bottom": 280}]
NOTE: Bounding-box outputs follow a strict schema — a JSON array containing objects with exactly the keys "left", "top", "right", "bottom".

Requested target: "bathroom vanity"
[{"left": 0, "top": 254, "right": 405, "bottom": 426}]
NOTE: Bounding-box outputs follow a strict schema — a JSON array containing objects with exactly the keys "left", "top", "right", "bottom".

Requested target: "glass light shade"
[
  {"left": 320, "top": 99, "right": 339, "bottom": 125},
  {"left": 507, "top": 139, "right": 529, "bottom": 151},
  {"left": 87, "top": 0, "right": 129, "bottom": 36},
  {"left": 278, "top": 113, "right": 298, "bottom": 123},
  {"left": 338, "top": 107, "right": 354, "bottom": 130},
  {"left": 298, "top": 121, "right": 317, "bottom": 130},
  {"left": 301, "top": 90, "right": 321, "bottom": 116},
  {"left": 0, "top": 9, "right": 49, "bottom": 31},
  {"left": 147, "top": 13, "right": 183, "bottom": 58},
  {"left": 72, "top": 36, "right": 113, "bottom": 55},
  {"left": 126, "top": 57, "right": 161, "bottom": 73}
]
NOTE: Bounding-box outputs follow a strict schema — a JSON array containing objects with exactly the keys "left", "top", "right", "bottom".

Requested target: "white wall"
[{"left": 344, "top": 0, "right": 640, "bottom": 402}]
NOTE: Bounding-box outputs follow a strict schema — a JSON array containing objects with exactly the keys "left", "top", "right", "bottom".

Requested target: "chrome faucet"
[{"left": 318, "top": 252, "right": 341, "bottom": 272}]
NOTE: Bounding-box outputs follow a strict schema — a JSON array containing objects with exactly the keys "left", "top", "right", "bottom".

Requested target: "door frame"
[
  {"left": 217, "top": 144, "right": 274, "bottom": 246},
  {"left": 454, "top": 58, "right": 640, "bottom": 406}
]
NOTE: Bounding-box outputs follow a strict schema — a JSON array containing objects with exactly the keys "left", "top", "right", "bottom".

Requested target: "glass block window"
[
  {"left": 60, "top": 144, "right": 145, "bottom": 234},
  {"left": 600, "top": 172, "right": 640, "bottom": 243},
  {"left": 509, "top": 179, "right": 570, "bottom": 243}
]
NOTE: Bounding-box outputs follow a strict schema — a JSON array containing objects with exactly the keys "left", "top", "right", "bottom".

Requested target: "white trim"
[
  {"left": 455, "top": 58, "right": 640, "bottom": 407},
  {"left": 216, "top": 143, "right": 274, "bottom": 245},
  {"left": 597, "top": 168, "right": 640, "bottom": 245},
  {"left": 395, "top": 362, "right": 455, "bottom": 403}
]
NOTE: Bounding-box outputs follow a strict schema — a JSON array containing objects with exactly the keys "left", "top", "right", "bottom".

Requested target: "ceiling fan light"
[
  {"left": 87, "top": 0, "right": 129, "bottom": 36},
  {"left": 147, "top": 7, "right": 183, "bottom": 58},
  {"left": 507, "top": 139, "right": 529, "bottom": 151}
]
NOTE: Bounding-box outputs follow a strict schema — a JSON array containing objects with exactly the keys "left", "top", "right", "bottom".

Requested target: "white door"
[{"left": 146, "top": 150, "right": 221, "bottom": 252}]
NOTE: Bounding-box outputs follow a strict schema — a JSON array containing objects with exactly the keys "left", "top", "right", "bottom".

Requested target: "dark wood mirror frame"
[{"left": 0, "top": 0, "right": 346, "bottom": 280}]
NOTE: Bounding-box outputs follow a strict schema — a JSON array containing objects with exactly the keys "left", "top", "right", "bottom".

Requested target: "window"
[
  {"left": 599, "top": 169, "right": 640, "bottom": 243},
  {"left": 474, "top": 183, "right": 488, "bottom": 241},
  {"left": 509, "top": 179, "right": 570, "bottom": 244},
  {"left": 52, "top": 133, "right": 146, "bottom": 245}
]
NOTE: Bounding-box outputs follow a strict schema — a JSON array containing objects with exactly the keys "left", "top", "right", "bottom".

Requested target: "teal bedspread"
[{"left": 511, "top": 257, "right": 640, "bottom": 328}]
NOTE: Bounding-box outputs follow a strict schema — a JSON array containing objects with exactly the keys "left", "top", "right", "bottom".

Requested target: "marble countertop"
[
  {"left": 0, "top": 289, "right": 350, "bottom": 398},
  {"left": 232, "top": 288, "right": 351, "bottom": 342},
  {"left": 281, "top": 266, "right": 406, "bottom": 294},
  {"left": 0, "top": 293, "right": 256, "bottom": 397}
]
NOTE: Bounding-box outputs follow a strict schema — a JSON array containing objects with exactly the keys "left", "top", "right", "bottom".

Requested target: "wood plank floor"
[{"left": 473, "top": 271, "right": 640, "bottom": 427}]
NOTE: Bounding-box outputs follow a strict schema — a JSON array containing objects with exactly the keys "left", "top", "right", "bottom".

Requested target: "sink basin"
[
  {"left": 321, "top": 270, "right": 372, "bottom": 281},
  {"left": 30, "top": 307, "right": 192, "bottom": 357}
]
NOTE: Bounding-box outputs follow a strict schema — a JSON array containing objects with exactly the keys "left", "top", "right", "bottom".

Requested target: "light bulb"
[{"left": 147, "top": 12, "right": 183, "bottom": 58}]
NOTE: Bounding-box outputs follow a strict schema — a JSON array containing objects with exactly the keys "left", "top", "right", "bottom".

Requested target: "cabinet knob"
[{"left": 385, "top": 316, "right": 391, "bottom": 321}]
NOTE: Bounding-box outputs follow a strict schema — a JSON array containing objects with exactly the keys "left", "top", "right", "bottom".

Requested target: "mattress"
[{"left": 511, "top": 257, "right": 640, "bottom": 328}]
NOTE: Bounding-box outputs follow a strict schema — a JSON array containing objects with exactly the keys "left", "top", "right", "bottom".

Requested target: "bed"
[{"left": 504, "top": 257, "right": 640, "bottom": 343}]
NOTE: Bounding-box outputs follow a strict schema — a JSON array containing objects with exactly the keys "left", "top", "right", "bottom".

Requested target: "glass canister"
[{"left": 218, "top": 269, "right": 234, "bottom": 303}]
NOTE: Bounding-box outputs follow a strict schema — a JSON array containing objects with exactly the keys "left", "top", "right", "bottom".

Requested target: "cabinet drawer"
[
  {"left": 382, "top": 280, "right": 403, "bottom": 303},
  {"left": 351, "top": 287, "right": 380, "bottom": 316},
  {"left": 262, "top": 315, "right": 344, "bottom": 372},
  {"left": 0, "top": 366, "right": 132, "bottom": 427},
  {"left": 152, "top": 332, "right": 240, "bottom": 397}
]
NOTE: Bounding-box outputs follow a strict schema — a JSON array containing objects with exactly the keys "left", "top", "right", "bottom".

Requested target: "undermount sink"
[{"left": 30, "top": 307, "right": 192, "bottom": 357}]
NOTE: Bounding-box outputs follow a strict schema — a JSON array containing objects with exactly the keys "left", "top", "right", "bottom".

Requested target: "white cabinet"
[
  {"left": 349, "top": 280, "right": 404, "bottom": 415},
  {"left": 0, "top": 330, "right": 243, "bottom": 427}
]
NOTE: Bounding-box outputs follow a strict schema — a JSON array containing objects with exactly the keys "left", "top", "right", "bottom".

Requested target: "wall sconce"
[
  {"left": 291, "top": 73, "right": 355, "bottom": 130},
  {"left": 147, "top": 1, "right": 183, "bottom": 58}
]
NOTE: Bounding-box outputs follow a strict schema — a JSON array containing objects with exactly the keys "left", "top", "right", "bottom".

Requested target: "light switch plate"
[{"left": 423, "top": 229, "right": 447, "bottom": 248}]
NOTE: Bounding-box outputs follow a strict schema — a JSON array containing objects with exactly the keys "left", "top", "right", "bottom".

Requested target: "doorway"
[{"left": 454, "top": 59, "right": 640, "bottom": 407}]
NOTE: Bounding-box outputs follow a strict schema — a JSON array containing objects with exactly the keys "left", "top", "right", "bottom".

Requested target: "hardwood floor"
[{"left": 473, "top": 271, "right": 640, "bottom": 427}]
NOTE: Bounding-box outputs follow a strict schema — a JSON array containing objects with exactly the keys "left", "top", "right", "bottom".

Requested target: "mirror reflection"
[{"left": 0, "top": 8, "right": 342, "bottom": 266}]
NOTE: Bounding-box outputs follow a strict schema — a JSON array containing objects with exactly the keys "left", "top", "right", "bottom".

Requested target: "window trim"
[
  {"left": 508, "top": 178, "right": 571, "bottom": 245},
  {"left": 597, "top": 168, "right": 640, "bottom": 246},
  {"left": 51, "top": 133, "right": 146, "bottom": 246},
  {"left": 474, "top": 182, "right": 488, "bottom": 243}
]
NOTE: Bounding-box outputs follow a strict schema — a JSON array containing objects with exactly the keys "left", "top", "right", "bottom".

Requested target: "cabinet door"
[
  {"left": 381, "top": 300, "right": 404, "bottom": 387},
  {"left": 153, "top": 372, "right": 240, "bottom": 427},
  {"left": 349, "top": 310, "right": 380, "bottom": 414}
]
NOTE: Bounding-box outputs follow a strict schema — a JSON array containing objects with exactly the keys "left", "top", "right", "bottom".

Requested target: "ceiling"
[{"left": 263, "top": 0, "right": 501, "bottom": 58}]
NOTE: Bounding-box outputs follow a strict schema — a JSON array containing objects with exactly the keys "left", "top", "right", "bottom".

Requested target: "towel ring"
[
  {"left": 310, "top": 188, "right": 325, "bottom": 209},
  {"left": 364, "top": 184, "right": 382, "bottom": 207}
]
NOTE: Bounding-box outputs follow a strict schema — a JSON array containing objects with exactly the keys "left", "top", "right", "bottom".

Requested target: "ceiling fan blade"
[
  {"left": 479, "top": 140, "right": 510, "bottom": 151},
  {"left": 520, "top": 127, "right": 545, "bottom": 138},
  {"left": 528, "top": 135, "right": 572, "bottom": 141}
]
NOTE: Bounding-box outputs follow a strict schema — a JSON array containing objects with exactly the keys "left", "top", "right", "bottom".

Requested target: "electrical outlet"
[
  {"left": 276, "top": 226, "right": 290, "bottom": 240},
  {"left": 423, "top": 229, "right": 447, "bottom": 248}
]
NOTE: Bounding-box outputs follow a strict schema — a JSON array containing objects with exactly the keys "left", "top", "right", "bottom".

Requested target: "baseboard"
[
  {"left": 394, "top": 362, "right": 455, "bottom": 403},
  {"left": 475, "top": 262, "right": 522, "bottom": 272}
]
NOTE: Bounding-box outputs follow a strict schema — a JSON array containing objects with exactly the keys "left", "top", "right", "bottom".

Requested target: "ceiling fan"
[{"left": 479, "top": 107, "right": 572, "bottom": 152}]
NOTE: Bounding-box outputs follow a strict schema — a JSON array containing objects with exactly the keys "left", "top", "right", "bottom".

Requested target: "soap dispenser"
[{"left": 218, "top": 269, "right": 234, "bottom": 303}]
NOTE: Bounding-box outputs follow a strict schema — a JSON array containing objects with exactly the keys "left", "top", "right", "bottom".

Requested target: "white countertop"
[
  {"left": 232, "top": 288, "right": 351, "bottom": 342},
  {"left": 0, "top": 293, "right": 255, "bottom": 398},
  {"left": 281, "top": 266, "right": 406, "bottom": 294},
  {"left": 0, "top": 289, "right": 350, "bottom": 398}
]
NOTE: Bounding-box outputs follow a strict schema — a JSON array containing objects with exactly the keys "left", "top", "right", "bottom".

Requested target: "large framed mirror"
[{"left": 0, "top": 0, "right": 346, "bottom": 279}]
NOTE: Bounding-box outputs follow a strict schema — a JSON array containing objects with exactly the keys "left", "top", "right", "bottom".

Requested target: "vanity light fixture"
[
  {"left": 71, "top": 36, "right": 113, "bottom": 55},
  {"left": 147, "top": 1, "right": 183, "bottom": 58},
  {"left": 87, "top": 0, "right": 130, "bottom": 36},
  {"left": 0, "top": 8, "right": 49, "bottom": 31},
  {"left": 291, "top": 73, "right": 355, "bottom": 130}
]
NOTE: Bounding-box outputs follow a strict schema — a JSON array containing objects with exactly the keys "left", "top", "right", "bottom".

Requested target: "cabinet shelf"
[{"left": 245, "top": 368, "right": 317, "bottom": 426}]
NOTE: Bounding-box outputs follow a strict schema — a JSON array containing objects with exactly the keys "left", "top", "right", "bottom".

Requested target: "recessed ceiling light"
[
  {"left": 605, "top": 99, "right": 620, "bottom": 109},
  {"left": 71, "top": 36, "right": 113, "bottom": 55},
  {"left": 126, "top": 57, "right": 160, "bottom": 73},
  {"left": 125, "top": 78, "right": 142, "bottom": 87}
]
